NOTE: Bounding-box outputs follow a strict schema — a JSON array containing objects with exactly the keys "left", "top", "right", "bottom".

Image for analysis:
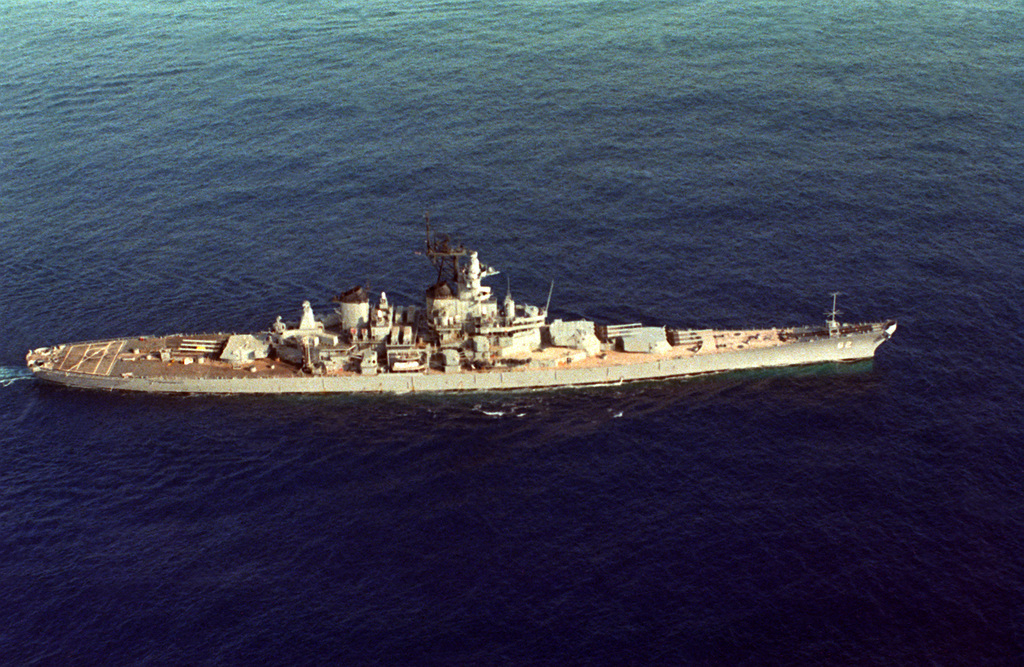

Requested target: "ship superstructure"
[{"left": 25, "top": 231, "right": 897, "bottom": 394}]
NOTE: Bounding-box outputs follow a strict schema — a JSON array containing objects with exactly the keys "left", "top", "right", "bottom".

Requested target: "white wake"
[{"left": 0, "top": 366, "right": 33, "bottom": 387}]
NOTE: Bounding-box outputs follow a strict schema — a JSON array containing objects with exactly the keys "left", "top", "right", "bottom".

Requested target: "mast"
[
  {"left": 423, "top": 220, "right": 467, "bottom": 287},
  {"left": 826, "top": 292, "right": 843, "bottom": 336}
]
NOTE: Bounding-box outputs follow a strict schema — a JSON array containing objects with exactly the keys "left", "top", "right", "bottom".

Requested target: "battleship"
[{"left": 26, "top": 230, "right": 896, "bottom": 394}]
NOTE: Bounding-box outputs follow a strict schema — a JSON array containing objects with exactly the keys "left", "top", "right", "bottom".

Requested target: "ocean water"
[{"left": 2, "top": 0, "right": 1023, "bottom": 663}]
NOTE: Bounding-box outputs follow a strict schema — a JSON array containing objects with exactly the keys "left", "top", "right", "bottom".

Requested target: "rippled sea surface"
[{"left": 2, "top": 1, "right": 1023, "bottom": 663}]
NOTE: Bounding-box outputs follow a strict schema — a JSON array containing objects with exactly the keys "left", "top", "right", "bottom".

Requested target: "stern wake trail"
[
  {"left": 1, "top": 366, "right": 39, "bottom": 427},
  {"left": 0, "top": 366, "right": 33, "bottom": 387}
]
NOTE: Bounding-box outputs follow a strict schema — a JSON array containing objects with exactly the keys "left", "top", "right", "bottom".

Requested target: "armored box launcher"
[{"left": 26, "top": 231, "right": 896, "bottom": 394}]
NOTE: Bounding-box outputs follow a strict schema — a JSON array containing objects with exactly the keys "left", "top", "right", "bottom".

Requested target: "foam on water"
[{"left": 0, "top": 366, "right": 33, "bottom": 386}]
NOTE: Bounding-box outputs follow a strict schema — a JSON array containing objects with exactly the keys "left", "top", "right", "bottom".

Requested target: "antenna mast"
[
  {"left": 423, "top": 216, "right": 466, "bottom": 286},
  {"left": 826, "top": 292, "right": 843, "bottom": 336}
]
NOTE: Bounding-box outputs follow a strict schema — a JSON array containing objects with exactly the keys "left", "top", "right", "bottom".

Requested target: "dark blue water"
[{"left": 2, "top": 1, "right": 1023, "bottom": 663}]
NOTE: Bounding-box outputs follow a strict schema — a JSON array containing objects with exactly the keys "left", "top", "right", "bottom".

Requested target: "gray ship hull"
[
  {"left": 26, "top": 232, "right": 896, "bottom": 395},
  {"left": 27, "top": 324, "right": 893, "bottom": 395}
]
